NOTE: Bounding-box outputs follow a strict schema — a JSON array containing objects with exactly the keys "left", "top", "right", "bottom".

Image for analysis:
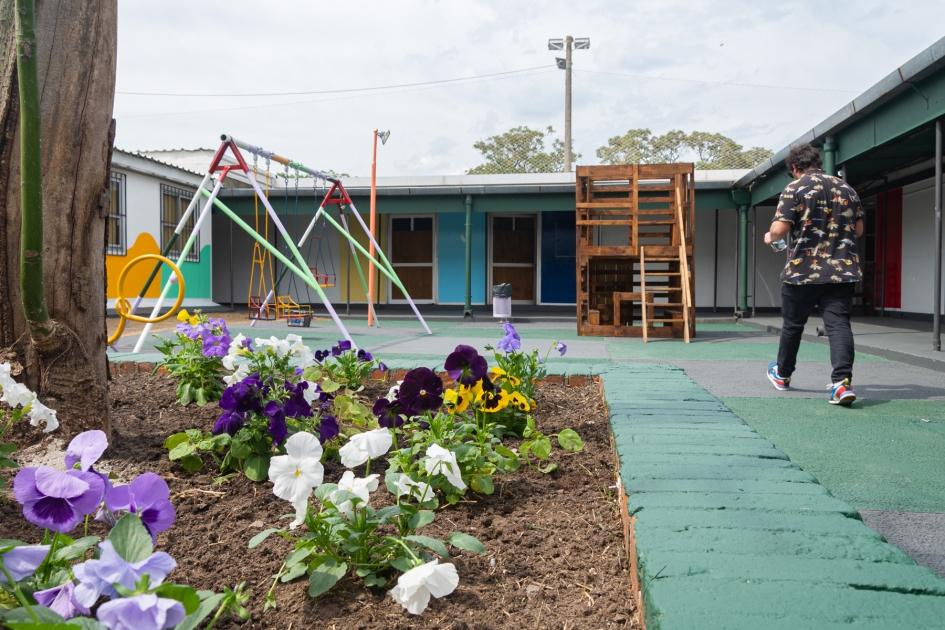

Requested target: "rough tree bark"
[{"left": 0, "top": 0, "right": 116, "bottom": 434}]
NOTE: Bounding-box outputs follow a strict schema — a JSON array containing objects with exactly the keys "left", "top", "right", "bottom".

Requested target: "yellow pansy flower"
[
  {"left": 444, "top": 388, "right": 471, "bottom": 414},
  {"left": 508, "top": 391, "right": 530, "bottom": 412},
  {"left": 176, "top": 309, "right": 191, "bottom": 323},
  {"left": 480, "top": 389, "right": 510, "bottom": 413},
  {"left": 489, "top": 366, "right": 520, "bottom": 387}
]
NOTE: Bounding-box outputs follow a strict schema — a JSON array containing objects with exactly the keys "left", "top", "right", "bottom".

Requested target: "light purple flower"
[
  {"left": 496, "top": 333, "right": 521, "bottom": 353},
  {"left": 73, "top": 540, "right": 176, "bottom": 607},
  {"left": 0, "top": 544, "right": 50, "bottom": 582},
  {"left": 105, "top": 473, "right": 176, "bottom": 542},
  {"left": 97, "top": 593, "right": 185, "bottom": 630},
  {"left": 34, "top": 582, "right": 89, "bottom": 619},
  {"left": 13, "top": 467, "right": 105, "bottom": 533},
  {"left": 502, "top": 322, "right": 518, "bottom": 338},
  {"left": 555, "top": 341, "right": 567, "bottom": 356},
  {"left": 65, "top": 430, "right": 108, "bottom": 472}
]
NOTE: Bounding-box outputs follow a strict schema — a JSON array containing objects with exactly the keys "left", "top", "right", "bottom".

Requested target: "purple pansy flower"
[
  {"left": 357, "top": 349, "right": 374, "bottom": 362},
  {"left": 201, "top": 333, "right": 231, "bottom": 358},
  {"left": 444, "top": 344, "right": 488, "bottom": 385},
  {"left": 555, "top": 341, "right": 567, "bottom": 356},
  {"left": 378, "top": 362, "right": 389, "bottom": 372},
  {"left": 13, "top": 467, "right": 105, "bottom": 533},
  {"left": 502, "top": 322, "right": 519, "bottom": 338},
  {"left": 34, "top": 582, "right": 89, "bottom": 619},
  {"left": 220, "top": 374, "right": 264, "bottom": 414},
  {"left": 318, "top": 415, "right": 340, "bottom": 442},
  {"left": 105, "top": 473, "right": 176, "bottom": 542},
  {"left": 213, "top": 410, "right": 245, "bottom": 436},
  {"left": 314, "top": 349, "right": 330, "bottom": 363},
  {"left": 73, "top": 541, "right": 176, "bottom": 607},
  {"left": 396, "top": 367, "right": 443, "bottom": 412},
  {"left": 97, "top": 593, "right": 185, "bottom": 630},
  {"left": 331, "top": 339, "right": 353, "bottom": 357},
  {"left": 0, "top": 544, "right": 50, "bottom": 582},
  {"left": 373, "top": 398, "right": 407, "bottom": 428},
  {"left": 283, "top": 382, "right": 313, "bottom": 419},
  {"left": 496, "top": 333, "right": 521, "bottom": 353},
  {"left": 65, "top": 430, "right": 108, "bottom": 472},
  {"left": 264, "top": 401, "right": 288, "bottom": 446},
  {"left": 240, "top": 336, "right": 254, "bottom": 350}
]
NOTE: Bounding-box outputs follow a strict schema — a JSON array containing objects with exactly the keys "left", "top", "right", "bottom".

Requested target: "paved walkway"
[{"left": 108, "top": 316, "right": 945, "bottom": 628}]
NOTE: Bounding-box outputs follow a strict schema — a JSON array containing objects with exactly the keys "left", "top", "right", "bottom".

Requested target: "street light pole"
[
  {"left": 549, "top": 36, "right": 589, "bottom": 173},
  {"left": 368, "top": 129, "right": 389, "bottom": 327}
]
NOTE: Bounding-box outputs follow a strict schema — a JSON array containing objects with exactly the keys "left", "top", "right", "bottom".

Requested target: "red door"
[{"left": 874, "top": 188, "right": 902, "bottom": 309}]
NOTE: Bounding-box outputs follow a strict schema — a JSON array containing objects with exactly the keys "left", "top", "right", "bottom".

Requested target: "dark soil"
[{"left": 2, "top": 369, "right": 635, "bottom": 629}]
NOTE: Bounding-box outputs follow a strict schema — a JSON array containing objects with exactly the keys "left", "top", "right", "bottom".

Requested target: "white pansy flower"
[
  {"left": 0, "top": 362, "right": 13, "bottom": 388},
  {"left": 268, "top": 432, "right": 324, "bottom": 529},
  {"left": 385, "top": 380, "right": 403, "bottom": 402},
  {"left": 339, "top": 428, "right": 392, "bottom": 469},
  {"left": 329, "top": 470, "right": 379, "bottom": 516},
  {"left": 1, "top": 382, "right": 36, "bottom": 408},
  {"left": 389, "top": 560, "right": 459, "bottom": 615},
  {"left": 302, "top": 381, "right": 319, "bottom": 405},
  {"left": 222, "top": 334, "right": 251, "bottom": 371},
  {"left": 255, "top": 336, "right": 291, "bottom": 357},
  {"left": 223, "top": 363, "right": 250, "bottom": 385},
  {"left": 27, "top": 399, "right": 58, "bottom": 433},
  {"left": 391, "top": 473, "right": 434, "bottom": 503},
  {"left": 423, "top": 444, "right": 466, "bottom": 491}
]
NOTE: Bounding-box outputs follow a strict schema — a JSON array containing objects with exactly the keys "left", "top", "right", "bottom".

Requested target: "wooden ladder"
[{"left": 640, "top": 182, "right": 693, "bottom": 343}]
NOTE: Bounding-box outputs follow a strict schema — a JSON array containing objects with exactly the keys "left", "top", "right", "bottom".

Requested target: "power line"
[
  {"left": 117, "top": 65, "right": 553, "bottom": 97},
  {"left": 575, "top": 68, "right": 859, "bottom": 94}
]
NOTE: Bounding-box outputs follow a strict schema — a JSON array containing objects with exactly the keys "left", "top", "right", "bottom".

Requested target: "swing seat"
[
  {"left": 310, "top": 267, "right": 336, "bottom": 289},
  {"left": 248, "top": 295, "right": 277, "bottom": 320},
  {"left": 276, "top": 295, "right": 312, "bottom": 319}
]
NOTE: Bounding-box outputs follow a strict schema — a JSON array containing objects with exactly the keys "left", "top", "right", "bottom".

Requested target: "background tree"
[
  {"left": 595, "top": 128, "right": 654, "bottom": 164},
  {"left": 468, "top": 125, "right": 578, "bottom": 174},
  {"left": 0, "top": 0, "right": 116, "bottom": 432},
  {"left": 596, "top": 128, "right": 773, "bottom": 169}
]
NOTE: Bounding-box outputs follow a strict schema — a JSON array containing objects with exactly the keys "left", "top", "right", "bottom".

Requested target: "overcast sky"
[{"left": 115, "top": 0, "right": 945, "bottom": 177}]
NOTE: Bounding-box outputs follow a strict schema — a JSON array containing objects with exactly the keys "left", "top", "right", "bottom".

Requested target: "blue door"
[{"left": 540, "top": 211, "right": 576, "bottom": 304}]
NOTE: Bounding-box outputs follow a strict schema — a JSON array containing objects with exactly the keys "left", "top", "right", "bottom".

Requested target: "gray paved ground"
[{"left": 861, "top": 511, "right": 945, "bottom": 577}]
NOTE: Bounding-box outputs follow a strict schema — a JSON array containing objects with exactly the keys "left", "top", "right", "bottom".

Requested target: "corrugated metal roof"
[{"left": 112, "top": 148, "right": 205, "bottom": 178}]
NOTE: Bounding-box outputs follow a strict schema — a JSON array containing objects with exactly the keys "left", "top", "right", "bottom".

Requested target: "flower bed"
[{"left": 1, "top": 327, "right": 635, "bottom": 629}]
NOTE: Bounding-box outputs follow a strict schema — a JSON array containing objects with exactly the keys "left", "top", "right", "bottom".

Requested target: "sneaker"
[
  {"left": 767, "top": 361, "right": 791, "bottom": 391},
  {"left": 828, "top": 379, "right": 856, "bottom": 406}
]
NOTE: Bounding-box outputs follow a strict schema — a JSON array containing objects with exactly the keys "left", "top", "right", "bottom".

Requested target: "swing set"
[{"left": 109, "top": 134, "right": 432, "bottom": 353}]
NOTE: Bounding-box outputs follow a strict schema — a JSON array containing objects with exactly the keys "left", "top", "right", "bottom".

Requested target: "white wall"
[{"left": 901, "top": 177, "right": 945, "bottom": 315}]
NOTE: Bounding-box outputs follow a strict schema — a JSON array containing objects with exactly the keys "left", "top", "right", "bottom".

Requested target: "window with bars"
[
  {"left": 160, "top": 184, "right": 199, "bottom": 262},
  {"left": 106, "top": 172, "right": 127, "bottom": 255}
]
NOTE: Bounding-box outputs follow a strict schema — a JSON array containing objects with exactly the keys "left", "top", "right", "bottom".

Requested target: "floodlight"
[
  {"left": 574, "top": 37, "right": 590, "bottom": 49},
  {"left": 555, "top": 57, "right": 566, "bottom": 70},
  {"left": 377, "top": 129, "right": 391, "bottom": 145},
  {"left": 548, "top": 38, "right": 564, "bottom": 50}
]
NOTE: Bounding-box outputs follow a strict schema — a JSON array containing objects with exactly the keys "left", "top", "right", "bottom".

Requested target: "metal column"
[
  {"left": 737, "top": 204, "right": 749, "bottom": 313},
  {"left": 823, "top": 136, "right": 837, "bottom": 176},
  {"left": 934, "top": 119, "right": 942, "bottom": 351},
  {"left": 463, "top": 194, "right": 473, "bottom": 318}
]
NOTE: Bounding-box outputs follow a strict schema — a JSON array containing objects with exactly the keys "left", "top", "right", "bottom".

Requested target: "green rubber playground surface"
[
  {"left": 607, "top": 340, "right": 886, "bottom": 362},
  {"left": 724, "top": 397, "right": 945, "bottom": 512}
]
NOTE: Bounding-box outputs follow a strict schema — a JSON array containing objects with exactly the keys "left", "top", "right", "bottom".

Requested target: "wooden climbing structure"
[{"left": 575, "top": 163, "right": 695, "bottom": 341}]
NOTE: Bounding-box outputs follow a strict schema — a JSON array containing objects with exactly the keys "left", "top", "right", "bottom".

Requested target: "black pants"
[{"left": 777, "top": 282, "right": 855, "bottom": 383}]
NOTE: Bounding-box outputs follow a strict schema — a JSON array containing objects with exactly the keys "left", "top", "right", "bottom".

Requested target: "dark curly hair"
[{"left": 785, "top": 144, "right": 822, "bottom": 173}]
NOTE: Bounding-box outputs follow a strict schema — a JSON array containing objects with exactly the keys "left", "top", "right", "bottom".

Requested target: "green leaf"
[
  {"left": 307, "top": 558, "right": 347, "bottom": 598},
  {"left": 154, "top": 583, "right": 201, "bottom": 614},
  {"left": 0, "top": 457, "right": 18, "bottom": 469},
  {"left": 179, "top": 382, "right": 193, "bottom": 405},
  {"left": 248, "top": 528, "right": 280, "bottom": 549},
  {"left": 174, "top": 592, "right": 225, "bottom": 630},
  {"left": 531, "top": 436, "right": 552, "bottom": 460},
  {"left": 470, "top": 474, "right": 494, "bottom": 495},
  {"left": 405, "top": 535, "right": 450, "bottom": 559},
  {"left": 319, "top": 378, "right": 341, "bottom": 393},
  {"left": 163, "top": 432, "right": 190, "bottom": 451},
  {"left": 448, "top": 532, "right": 487, "bottom": 555},
  {"left": 0, "top": 442, "right": 18, "bottom": 455},
  {"left": 228, "top": 439, "right": 251, "bottom": 460},
  {"left": 375, "top": 505, "right": 402, "bottom": 523},
  {"left": 408, "top": 510, "right": 435, "bottom": 531},
  {"left": 179, "top": 454, "right": 204, "bottom": 472},
  {"left": 108, "top": 514, "right": 153, "bottom": 563},
  {"left": 538, "top": 462, "right": 559, "bottom": 474},
  {"left": 65, "top": 618, "right": 107, "bottom": 630},
  {"left": 390, "top": 556, "right": 414, "bottom": 573},
  {"left": 557, "top": 428, "right": 584, "bottom": 452},
  {"left": 53, "top": 535, "right": 99, "bottom": 562},
  {"left": 168, "top": 441, "right": 196, "bottom": 461},
  {"left": 285, "top": 547, "right": 312, "bottom": 567},
  {"left": 195, "top": 387, "right": 208, "bottom": 407},
  {"left": 243, "top": 455, "right": 270, "bottom": 482},
  {"left": 363, "top": 573, "right": 387, "bottom": 587},
  {"left": 281, "top": 562, "right": 308, "bottom": 582}
]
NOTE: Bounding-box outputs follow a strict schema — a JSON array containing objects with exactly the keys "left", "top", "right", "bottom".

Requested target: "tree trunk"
[{"left": 0, "top": 0, "right": 116, "bottom": 434}]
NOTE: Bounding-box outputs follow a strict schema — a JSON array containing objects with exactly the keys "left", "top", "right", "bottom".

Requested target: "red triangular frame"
[{"left": 207, "top": 139, "right": 250, "bottom": 179}]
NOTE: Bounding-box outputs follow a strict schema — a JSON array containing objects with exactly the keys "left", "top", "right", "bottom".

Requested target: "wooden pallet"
[{"left": 576, "top": 163, "right": 695, "bottom": 339}]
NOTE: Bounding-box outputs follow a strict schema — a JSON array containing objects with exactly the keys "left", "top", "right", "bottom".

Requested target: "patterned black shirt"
[{"left": 773, "top": 169, "right": 864, "bottom": 285}]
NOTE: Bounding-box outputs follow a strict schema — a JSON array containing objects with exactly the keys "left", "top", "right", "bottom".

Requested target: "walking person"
[{"left": 764, "top": 144, "right": 865, "bottom": 406}]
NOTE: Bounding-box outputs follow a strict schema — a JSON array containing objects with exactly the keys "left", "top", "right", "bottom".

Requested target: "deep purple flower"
[
  {"left": 213, "top": 410, "right": 245, "bottom": 436},
  {"left": 283, "top": 381, "right": 313, "bottom": 419},
  {"left": 378, "top": 362, "right": 389, "bottom": 372},
  {"left": 318, "top": 415, "right": 340, "bottom": 442},
  {"left": 331, "top": 339, "right": 353, "bottom": 357},
  {"left": 0, "top": 544, "right": 50, "bottom": 582},
  {"left": 34, "top": 582, "right": 89, "bottom": 619},
  {"left": 97, "top": 593, "right": 185, "bottom": 630},
  {"left": 373, "top": 398, "right": 406, "bottom": 428},
  {"left": 314, "top": 349, "right": 330, "bottom": 363},
  {"left": 444, "top": 344, "right": 488, "bottom": 385},
  {"left": 396, "top": 367, "right": 443, "bottom": 412},
  {"left": 220, "top": 374, "right": 263, "bottom": 414},
  {"left": 105, "top": 473, "right": 176, "bottom": 542},
  {"left": 555, "top": 341, "right": 567, "bottom": 356},
  {"left": 294, "top": 366, "right": 304, "bottom": 376},
  {"left": 201, "top": 333, "right": 231, "bottom": 358},
  {"left": 13, "top": 466, "right": 106, "bottom": 532},
  {"left": 65, "top": 430, "right": 108, "bottom": 472},
  {"left": 357, "top": 349, "right": 374, "bottom": 362},
  {"left": 265, "top": 401, "right": 288, "bottom": 446},
  {"left": 497, "top": 333, "right": 521, "bottom": 353},
  {"left": 241, "top": 337, "right": 254, "bottom": 350},
  {"left": 73, "top": 541, "right": 176, "bottom": 607}
]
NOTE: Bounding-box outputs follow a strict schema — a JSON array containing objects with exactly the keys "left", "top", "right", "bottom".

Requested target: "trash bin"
[{"left": 492, "top": 283, "right": 512, "bottom": 319}]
